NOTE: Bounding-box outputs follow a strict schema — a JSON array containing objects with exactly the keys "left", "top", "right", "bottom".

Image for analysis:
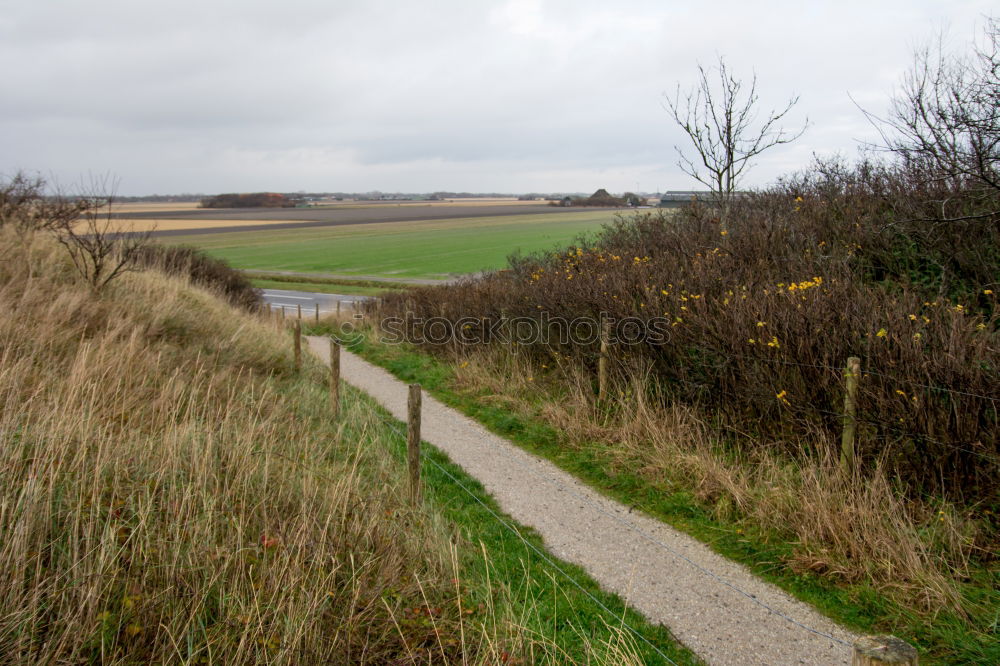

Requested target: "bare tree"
[
  {"left": 51, "top": 175, "right": 152, "bottom": 291},
  {"left": 865, "top": 18, "right": 999, "bottom": 222},
  {"left": 0, "top": 171, "right": 89, "bottom": 234},
  {"left": 665, "top": 56, "right": 807, "bottom": 212}
]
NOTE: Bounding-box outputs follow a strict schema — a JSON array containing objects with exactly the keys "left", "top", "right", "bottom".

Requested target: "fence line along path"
[{"left": 305, "top": 336, "right": 858, "bottom": 666}]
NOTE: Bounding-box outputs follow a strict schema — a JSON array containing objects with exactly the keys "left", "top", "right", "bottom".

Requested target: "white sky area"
[{"left": 0, "top": 0, "right": 994, "bottom": 195}]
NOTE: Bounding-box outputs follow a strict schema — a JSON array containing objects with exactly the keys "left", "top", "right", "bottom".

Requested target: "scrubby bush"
[
  {"left": 200, "top": 192, "right": 296, "bottom": 208},
  {"left": 134, "top": 244, "right": 262, "bottom": 312},
  {"left": 380, "top": 158, "right": 999, "bottom": 505}
]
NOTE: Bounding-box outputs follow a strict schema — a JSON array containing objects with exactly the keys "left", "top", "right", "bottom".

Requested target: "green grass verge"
[
  {"left": 166, "top": 211, "right": 618, "bottom": 280},
  {"left": 324, "top": 328, "right": 999, "bottom": 666},
  {"left": 244, "top": 271, "right": 416, "bottom": 291},
  {"left": 251, "top": 278, "right": 392, "bottom": 297},
  {"left": 291, "top": 348, "right": 698, "bottom": 664}
]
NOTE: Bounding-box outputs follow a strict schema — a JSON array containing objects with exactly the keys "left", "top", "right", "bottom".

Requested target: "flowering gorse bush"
[{"left": 382, "top": 159, "right": 998, "bottom": 505}]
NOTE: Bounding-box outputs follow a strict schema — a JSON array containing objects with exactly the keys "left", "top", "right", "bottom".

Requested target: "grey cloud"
[{"left": 1, "top": 0, "right": 995, "bottom": 194}]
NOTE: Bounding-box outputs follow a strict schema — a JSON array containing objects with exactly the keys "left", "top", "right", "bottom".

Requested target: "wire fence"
[
  {"left": 267, "top": 420, "right": 679, "bottom": 665},
  {"left": 299, "top": 324, "right": 968, "bottom": 661},
  {"left": 685, "top": 379, "right": 999, "bottom": 466},
  {"left": 373, "top": 401, "right": 852, "bottom": 661},
  {"left": 722, "top": 351, "right": 999, "bottom": 405}
]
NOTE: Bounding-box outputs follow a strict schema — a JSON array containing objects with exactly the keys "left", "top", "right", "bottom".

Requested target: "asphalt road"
[{"left": 261, "top": 289, "right": 369, "bottom": 316}]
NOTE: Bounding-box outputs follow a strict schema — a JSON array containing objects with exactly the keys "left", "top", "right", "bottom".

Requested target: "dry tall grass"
[
  {"left": 0, "top": 231, "right": 443, "bottom": 662},
  {"left": 0, "top": 230, "right": 649, "bottom": 664}
]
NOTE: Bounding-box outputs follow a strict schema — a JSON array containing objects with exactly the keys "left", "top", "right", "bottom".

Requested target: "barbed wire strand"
[
  {"left": 650, "top": 349, "right": 999, "bottom": 405},
  {"left": 378, "top": 414, "right": 852, "bottom": 649},
  {"left": 381, "top": 314, "right": 999, "bottom": 404},
  {"left": 590, "top": 353, "right": 999, "bottom": 466},
  {"left": 643, "top": 378, "right": 998, "bottom": 465}
]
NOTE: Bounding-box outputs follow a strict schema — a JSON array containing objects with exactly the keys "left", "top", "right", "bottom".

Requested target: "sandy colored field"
[
  {"left": 114, "top": 198, "right": 537, "bottom": 215},
  {"left": 111, "top": 201, "right": 203, "bottom": 214},
  {"left": 310, "top": 198, "right": 541, "bottom": 208}
]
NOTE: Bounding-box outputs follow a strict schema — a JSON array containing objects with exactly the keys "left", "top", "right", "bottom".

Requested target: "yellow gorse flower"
[{"left": 786, "top": 276, "right": 822, "bottom": 293}]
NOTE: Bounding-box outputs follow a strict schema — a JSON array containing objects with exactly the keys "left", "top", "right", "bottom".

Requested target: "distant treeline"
[
  {"left": 199, "top": 192, "right": 297, "bottom": 208},
  {"left": 117, "top": 190, "right": 663, "bottom": 203},
  {"left": 116, "top": 194, "right": 206, "bottom": 203}
]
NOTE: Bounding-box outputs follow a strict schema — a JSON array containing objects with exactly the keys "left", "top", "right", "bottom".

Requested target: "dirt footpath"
[{"left": 306, "top": 336, "right": 858, "bottom": 666}]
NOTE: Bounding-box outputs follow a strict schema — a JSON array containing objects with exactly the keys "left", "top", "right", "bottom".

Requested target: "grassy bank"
[{"left": 0, "top": 229, "right": 692, "bottom": 664}]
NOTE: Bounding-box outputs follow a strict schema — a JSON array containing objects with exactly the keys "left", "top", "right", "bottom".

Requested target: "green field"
[{"left": 164, "top": 211, "right": 620, "bottom": 280}]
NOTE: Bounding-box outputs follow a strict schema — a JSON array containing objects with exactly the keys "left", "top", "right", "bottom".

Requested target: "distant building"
[{"left": 658, "top": 191, "right": 713, "bottom": 208}]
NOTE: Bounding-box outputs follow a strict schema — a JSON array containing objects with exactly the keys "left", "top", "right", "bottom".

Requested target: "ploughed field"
[{"left": 116, "top": 200, "right": 597, "bottom": 236}]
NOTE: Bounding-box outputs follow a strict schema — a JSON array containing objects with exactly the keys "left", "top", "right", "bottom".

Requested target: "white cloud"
[{"left": 491, "top": 0, "right": 544, "bottom": 36}]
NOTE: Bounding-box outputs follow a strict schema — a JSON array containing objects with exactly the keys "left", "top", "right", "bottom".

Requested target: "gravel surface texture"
[{"left": 306, "top": 336, "right": 859, "bottom": 665}]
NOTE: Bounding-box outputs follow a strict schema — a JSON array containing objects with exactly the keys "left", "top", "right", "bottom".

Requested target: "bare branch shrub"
[
  {"left": 0, "top": 171, "right": 89, "bottom": 234},
  {"left": 867, "top": 18, "right": 1000, "bottom": 222},
  {"left": 50, "top": 175, "right": 152, "bottom": 291},
  {"left": 665, "top": 56, "right": 807, "bottom": 210}
]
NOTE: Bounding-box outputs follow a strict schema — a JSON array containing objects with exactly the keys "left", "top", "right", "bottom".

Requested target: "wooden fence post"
[
  {"left": 314, "top": 303, "right": 319, "bottom": 324},
  {"left": 840, "top": 356, "right": 861, "bottom": 474},
  {"left": 281, "top": 305, "right": 286, "bottom": 319},
  {"left": 852, "top": 635, "right": 918, "bottom": 665},
  {"left": 329, "top": 338, "right": 340, "bottom": 419},
  {"left": 297, "top": 303, "right": 302, "bottom": 320},
  {"left": 293, "top": 320, "right": 302, "bottom": 372},
  {"left": 598, "top": 319, "right": 610, "bottom": 402},
  {"left": 407, "top": 384, "right": 422, "bottom": 506},
  {"left": 336, "top": 300, "right": 341, "bottom": 317}
]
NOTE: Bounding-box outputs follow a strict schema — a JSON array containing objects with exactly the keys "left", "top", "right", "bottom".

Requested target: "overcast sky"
[{"left": 1, "top": 1, "right": 994, "bottom": 195}]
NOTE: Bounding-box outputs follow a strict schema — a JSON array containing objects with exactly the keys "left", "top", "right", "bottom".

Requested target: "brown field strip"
[{"left": 76, "top": 217, "right": 312, "bottom": 233}]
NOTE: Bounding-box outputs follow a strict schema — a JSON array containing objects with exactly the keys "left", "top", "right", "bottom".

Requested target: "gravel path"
[{"left": 306, "top": 337, "right": 858, "bottom": 665}]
